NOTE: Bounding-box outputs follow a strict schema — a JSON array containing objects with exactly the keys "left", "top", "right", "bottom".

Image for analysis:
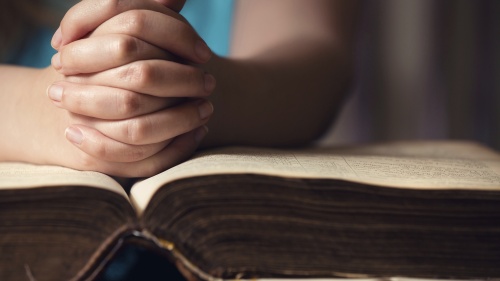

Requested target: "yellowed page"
[
  {"left": 131, "top": 141, "right": 500, "bottom": 214},
  {"left": 0, "top": 162, "right": 128, "bottom": 199}
]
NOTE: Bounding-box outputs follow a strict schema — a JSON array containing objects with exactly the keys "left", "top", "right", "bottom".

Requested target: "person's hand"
[
  {"left": 51, "top": 0, "right": 188, "bottom": 50},
  {"left": 45, "top": 0, "right": 216, "bottom": 177}
]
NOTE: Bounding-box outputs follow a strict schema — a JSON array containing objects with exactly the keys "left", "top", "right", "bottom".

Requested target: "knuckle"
[
  {"left": 71, "top": 91, "right": 91, "bottom": 114},
  {"left": 118, "top": 91, "right": 141, "bottom": 116},
  {"left": 91, "top": 141, "right": 110, "bottom": 160},
  {"left": 125, "top": 118, "right": 152, "bottom": 144},
  {"left": 122, "top": 10, "right": 147, "bottom": 34},
  {"left": 120, "top": 62, "right": 154, "bottom": 87},
  {"left": 72, "top": 97, "right": 85, "bottom": 113},
  {"left": 113, "top": 36, "right": 139, "bottom": 61}
]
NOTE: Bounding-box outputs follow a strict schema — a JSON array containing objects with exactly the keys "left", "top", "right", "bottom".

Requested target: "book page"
[
  {"left": 131, "top": 141, "right": 500, "bottom": 214},
  {"left": 0, "top": 162, "right": 128, "bottom": 199}
]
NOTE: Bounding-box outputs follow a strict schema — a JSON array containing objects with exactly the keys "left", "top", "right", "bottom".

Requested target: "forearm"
[
  {"left": 202, "top": 40, "right": 353, "bottom": 148},
  {"left": 0, "top": 65, "right": 63, "bottom": 163},
  {"left": 202, "top": 0, "right": 358, "bottom": 148}
]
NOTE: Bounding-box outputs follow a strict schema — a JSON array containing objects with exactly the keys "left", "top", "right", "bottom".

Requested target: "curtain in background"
[{"left": 322, "top": 0, "right": 500, "bottom": 150}]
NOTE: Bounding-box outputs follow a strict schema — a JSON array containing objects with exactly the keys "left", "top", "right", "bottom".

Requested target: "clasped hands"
[{"left": 47, "top": 0, "right": 214, "bottom": 177}]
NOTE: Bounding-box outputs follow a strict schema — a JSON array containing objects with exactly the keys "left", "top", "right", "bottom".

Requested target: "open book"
[{"left": 1, "top": 141, "right": 500, "bottom": 281}]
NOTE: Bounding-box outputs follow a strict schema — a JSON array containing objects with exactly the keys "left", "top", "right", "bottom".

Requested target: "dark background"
[{"left": 323, "top": 0, "right": 500, "bottom": 151}]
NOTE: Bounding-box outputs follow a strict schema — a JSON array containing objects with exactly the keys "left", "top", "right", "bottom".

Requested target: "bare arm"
[
  {"left": 0, "top": 0, "right": 209, "bottom": 177},
  {"left": 202, "top": 0, "right": 359, "bottom": 147},
  {"left": 0, "top": 66, "right": 71, "bottom": 164},
  {"left": 0, "top": 0, "right": 358, "bottom": 177}
]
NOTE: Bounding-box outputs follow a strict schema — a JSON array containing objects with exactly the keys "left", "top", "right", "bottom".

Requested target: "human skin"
[
  {"left": 0, "top": 0, "right": 358, "bottom": 177},
  {"left": 0, "top": 0, "right": 212, "bottom": 176}
]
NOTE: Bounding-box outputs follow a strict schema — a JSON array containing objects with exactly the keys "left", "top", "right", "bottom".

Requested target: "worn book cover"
[{"left": 1, "top": 141, "right": 499, "bottom": 281}]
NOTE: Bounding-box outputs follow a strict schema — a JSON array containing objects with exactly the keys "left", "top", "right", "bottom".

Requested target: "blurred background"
[{"left": 322, "top": 0, "right": 500, "bottom": 150}]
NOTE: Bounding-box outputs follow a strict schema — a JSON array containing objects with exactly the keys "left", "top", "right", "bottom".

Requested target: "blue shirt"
[
  {"left": 182, "top": 0, "right": 234, "bottom": 56},
  {"left": 6, "top": 0, "right": 234, "bottom": 68}
]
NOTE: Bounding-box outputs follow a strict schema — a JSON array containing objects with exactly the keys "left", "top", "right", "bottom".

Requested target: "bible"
[{"left": 1, "top": 140, "right": 500, "bottom": 281}]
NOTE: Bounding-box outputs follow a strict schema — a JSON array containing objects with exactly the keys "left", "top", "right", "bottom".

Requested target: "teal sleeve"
[
  {"left": 5, "top": 27, "right": 57, "bottom": 68},
  {"left": 180, "top": 0, "right": 234, "bottom": 57}
]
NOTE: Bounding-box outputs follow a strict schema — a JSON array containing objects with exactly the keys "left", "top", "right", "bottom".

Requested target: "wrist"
[{"left": 15, "top": 67, "right": 66, "bottom": 165}]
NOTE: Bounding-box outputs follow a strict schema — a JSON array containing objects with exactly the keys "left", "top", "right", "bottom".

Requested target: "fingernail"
[
  {"left": 65, "top": 127, "right": 84, "bottom": 145},
  {"left": 47, "top": 84, "right": 63, "bottom": 102},
  {"left": 194, "top": 126, "right": 208, "bottom": 144},
  {"left": 51, "top": 27, "right": 62, "bottom": 50},
  {"left": 195, "top": 40, "right": 212, "bottom": 62},
  {"left": 204, "top": 73, "right": 216, "bottom": 93},
  {"left": 198, "top": 100, "right": 214, "bottom": 120},
  {"left": 52, "top": 53, "right": 61, "bottom": 70}
]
